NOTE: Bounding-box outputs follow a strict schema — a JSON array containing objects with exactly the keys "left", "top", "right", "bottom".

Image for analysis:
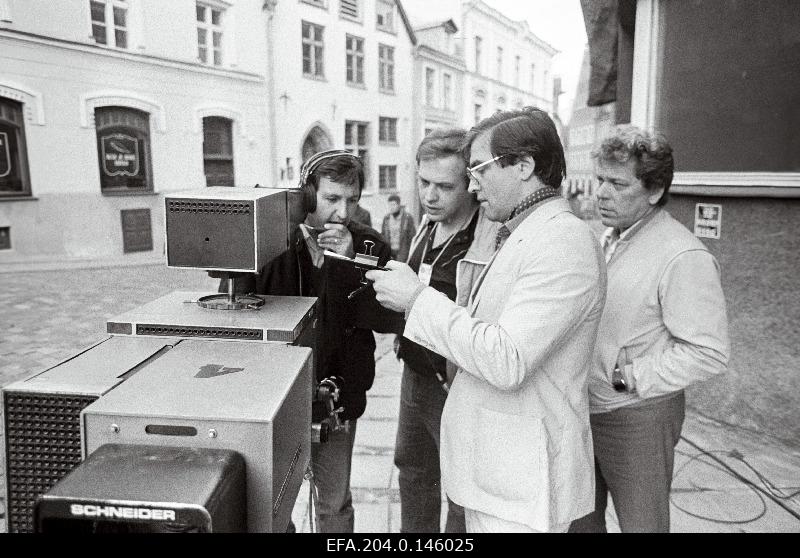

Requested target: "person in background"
[
  {"left": 569, "top": 126, "right": 729, "bottom": 533},
  {"left": 367, "top": 107, "right": 606, "bottom": 533},
  {"left": 394, "top": 127, "right": 499, "bottom": 533},
  {"left": 381, "top": 193, "right": 417, "bottom": 261}
]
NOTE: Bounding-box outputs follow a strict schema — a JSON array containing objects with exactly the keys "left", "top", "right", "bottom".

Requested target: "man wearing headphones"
[{"left": 229, "top": 150, "right": 402, "bottom": 532}]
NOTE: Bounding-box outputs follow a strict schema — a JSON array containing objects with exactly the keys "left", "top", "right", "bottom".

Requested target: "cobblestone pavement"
[{"left": 0, "top": 265, "right": 217, "bottom": 388}]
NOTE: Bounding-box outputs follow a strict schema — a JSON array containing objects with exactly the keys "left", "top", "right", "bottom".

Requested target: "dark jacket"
[
  {"left": 230, "top": 220, "right": 403, "bottom": 420},
  {"left": 381, "top": 209, "right": 417, "bottom": 262}
]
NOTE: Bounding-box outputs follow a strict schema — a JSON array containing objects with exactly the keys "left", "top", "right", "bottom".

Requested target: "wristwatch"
[{"left": 612, "top": 363, "right": 628, "bottom": 392}]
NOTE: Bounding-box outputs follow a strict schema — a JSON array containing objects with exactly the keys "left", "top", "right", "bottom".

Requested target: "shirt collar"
[
  {"left": 603, "top": 207, "right": 661, "bottom": 244},
  {"left": 299, "top": 223, "right": 324, "bottom": 267}
]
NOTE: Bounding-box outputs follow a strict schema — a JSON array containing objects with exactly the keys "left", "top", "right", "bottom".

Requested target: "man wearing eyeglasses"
[{"left": 367, "top": 107, "right": 606, "bottom": 533}]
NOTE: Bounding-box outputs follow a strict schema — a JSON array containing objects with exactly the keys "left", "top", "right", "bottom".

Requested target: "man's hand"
[
  {"left": 366, "top": 261, "right": 425, "bottom": 313},
  {"left": 318, "top": 223, "right": 354, "bottom": 257}
]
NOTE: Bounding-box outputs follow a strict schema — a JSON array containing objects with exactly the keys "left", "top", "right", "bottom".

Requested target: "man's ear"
[
  {"left": 517, "top": 154, "right": 536, "bottom": 181},
  {"left": 647, "top": 187, "right": 665, "bottom": 206}
]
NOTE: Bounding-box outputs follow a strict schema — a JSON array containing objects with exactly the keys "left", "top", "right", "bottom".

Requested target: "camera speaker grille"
[
  {"left": 3, "top": 392, "right": 96, "bottom": 533},
  {"left": 136, "top": 324, "right": 263, "bottom": 341},
  {"left": 166, "top": 200, "right": 251, "bottom": 215}
]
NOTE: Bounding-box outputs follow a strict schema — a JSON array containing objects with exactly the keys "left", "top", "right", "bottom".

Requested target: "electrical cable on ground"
[
  {"left": 672, "top": 447, "right": 768, "bottom": 524},
  {"left": 675, "top": 435, "right": 800, "bottom": 525}
]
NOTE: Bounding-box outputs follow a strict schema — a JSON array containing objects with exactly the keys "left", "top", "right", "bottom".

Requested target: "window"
[
  {"left": 340, "top": 0, "right": 360, "bottom": 20},
  {"left": 302, "top": 21, "right": 325, "bottom": 78},
  {"left": 474, "top": 36, "right": 482, "bottom": 74},
  {"left": 543, "top": 70, "right": 549, "bottom": 98},
  {"left": 379, "top": 117, "right": 397, "bottom": 143},
  {"left": 0, "top": 98, "right": 31, "bottom": 197},
  {"left": 530, "top": 63, "right": 535, "bottom": 94},
  {"left": 515, "top": 55, "right": 521, "bottom": 88},
  {"left": 379, "top": 165, "right": 396, "bottom": 190},
  {"left": 90, "top": 0, "right": 128, "bottom": 49},
  {"left": 345, "top": 121, "right": 369, "bottom": 180},
  {"left": 376, "top": 0, "right": 395, "bottom": 33},
  {"left": 378, "top": 44, "right": 394, "bottom": 92},
  {"left": 442, "top": 73, "right": 452, "bottom": 110},
  {"left": 425, "top": 67, "right": 436, "bottom": 106},
  {"left": 496, "top": 46, "right": 503, "bottom": 81},
  {"left": 196, "top": 2, "right": 224, "bottom": 65},
  {"left": 474, "top": 103, "right": 482, "bottom": 125},
  {"left": 346, "top": 34, "right": 364, "bottom": 85},
  {"left": 655, "top": 0, "right": 800, "bottom": 173},
  {"left": 94, "top": 106, "right": 152, "bottom": 193},
  {"left": 203, "top": 117, "right": 234, "bottom": 187}
]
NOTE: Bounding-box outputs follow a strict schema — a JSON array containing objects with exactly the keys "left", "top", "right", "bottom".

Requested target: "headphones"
[{"left": 298, "top": 149, "right": 363, "bottom": 213}]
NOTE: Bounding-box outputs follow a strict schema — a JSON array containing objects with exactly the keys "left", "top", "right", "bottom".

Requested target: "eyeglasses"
[{"left": 466, "top": 154, "right": 510, "bottom": 182}]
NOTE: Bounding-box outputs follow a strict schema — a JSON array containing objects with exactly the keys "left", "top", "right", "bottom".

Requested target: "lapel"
[
  {"left": 405, "top": 215, "right": 432, "bottom": 264},
  {"left": 468, "top": 198, "right": 572, "bottom": 314},
  {"left": 467, "top": 249, "right": 499, "bottom": 311}
]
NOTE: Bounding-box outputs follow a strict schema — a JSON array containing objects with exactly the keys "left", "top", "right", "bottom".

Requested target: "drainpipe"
[{"left": 263, "top": 0, "right": 279, "bottom": 186}]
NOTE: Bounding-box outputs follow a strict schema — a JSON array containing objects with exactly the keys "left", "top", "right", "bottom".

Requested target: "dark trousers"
[
  {"left": 394, "top": 366, "right": 466, "bottom": 533},
  {"left": 569, "top": 391, "right": 685, "bottom": 533},
  {"left": 312, "top": 421, "right": 358, "bottom": 532}
]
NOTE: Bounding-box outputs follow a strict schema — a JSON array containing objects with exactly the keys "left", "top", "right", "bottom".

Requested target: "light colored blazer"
[{"left": 404, "top": 198, "right": 607, "bottom": 531}]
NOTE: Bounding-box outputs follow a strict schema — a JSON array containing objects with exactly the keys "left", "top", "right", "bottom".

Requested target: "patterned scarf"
[{"left": 494, "top": 186, "right": 560, "bottom": 249}]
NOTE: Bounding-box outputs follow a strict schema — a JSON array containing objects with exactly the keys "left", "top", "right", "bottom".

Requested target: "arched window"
[
  {"left": 301, "top": 125, "right": 332, "bottom": 163},
  {"left": 94, "top": 106, "right": 152, "bottom": 193},
  {"left": 202, "top": 116, "right": 234, "bottom": 186},
  {"left": 0, "top": 97, "right": 31, "bottom": 197}
]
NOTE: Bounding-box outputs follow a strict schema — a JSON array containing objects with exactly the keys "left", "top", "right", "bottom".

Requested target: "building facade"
[
  {"left": 266, "top": 0, "right": 417, "bottom": 223},
  {"left": 0, "top": 0, "right": 272, "bottom": 264},
  {"left": 563, "top": 48, "right": 615, "bottom": 219},
  {"left": 412, "top": 19, "right": 465, "bottom": 143},
  {"left": 459, "top": 0, "right": 557, "bottom": 127}
]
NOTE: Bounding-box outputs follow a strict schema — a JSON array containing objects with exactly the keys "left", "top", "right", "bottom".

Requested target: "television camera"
[{"left": 2, "top": 186, "right": 352, "bottom": 533}]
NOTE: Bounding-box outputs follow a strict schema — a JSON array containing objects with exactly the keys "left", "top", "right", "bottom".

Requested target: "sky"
[{"left": 402, "top": 0, "right": 588, "bottom": 124}]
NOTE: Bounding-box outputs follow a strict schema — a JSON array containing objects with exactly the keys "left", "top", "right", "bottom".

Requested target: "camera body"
[{"left": 2, "top": 186, "right": 327, "bottom": 533}]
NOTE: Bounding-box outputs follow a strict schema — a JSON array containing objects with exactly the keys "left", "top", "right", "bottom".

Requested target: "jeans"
[
  {"left": 569, "top": 391, "right": 686, "bottom": 533},
  {"left": 310, "top": 420, "right": 358, "bottom": 533},
  {"left": 394, "top": 365, "right": 466, "bottom": 533}
]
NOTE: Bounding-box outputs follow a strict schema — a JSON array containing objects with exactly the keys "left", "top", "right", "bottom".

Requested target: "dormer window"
[{"left": 376, "top": 0, "right": 395, "bottom": 33}]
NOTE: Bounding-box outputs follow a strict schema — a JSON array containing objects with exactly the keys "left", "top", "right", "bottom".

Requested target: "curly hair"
[{"left": 594, "top": 126, "right": 674, "bottom": 206}]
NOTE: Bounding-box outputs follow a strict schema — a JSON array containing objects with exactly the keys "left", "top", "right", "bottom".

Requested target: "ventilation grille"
[
  {"left": 136, "top": 324, "right": 263, "bottom": 341},
  {"left": 4, "top": 392, "right": 97, "bottom": 533},
  {"left": 340, "top": 0, "right": 359, "bottom": 18},
  {"left": 167, "top": 200, "right": 251, "bottom": 215},
  {"left": 266, "top": 330, "right": 293, "bottom": 342},
  {"left": 273, "top": 444, "right": 303, "bottom": 517}
]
